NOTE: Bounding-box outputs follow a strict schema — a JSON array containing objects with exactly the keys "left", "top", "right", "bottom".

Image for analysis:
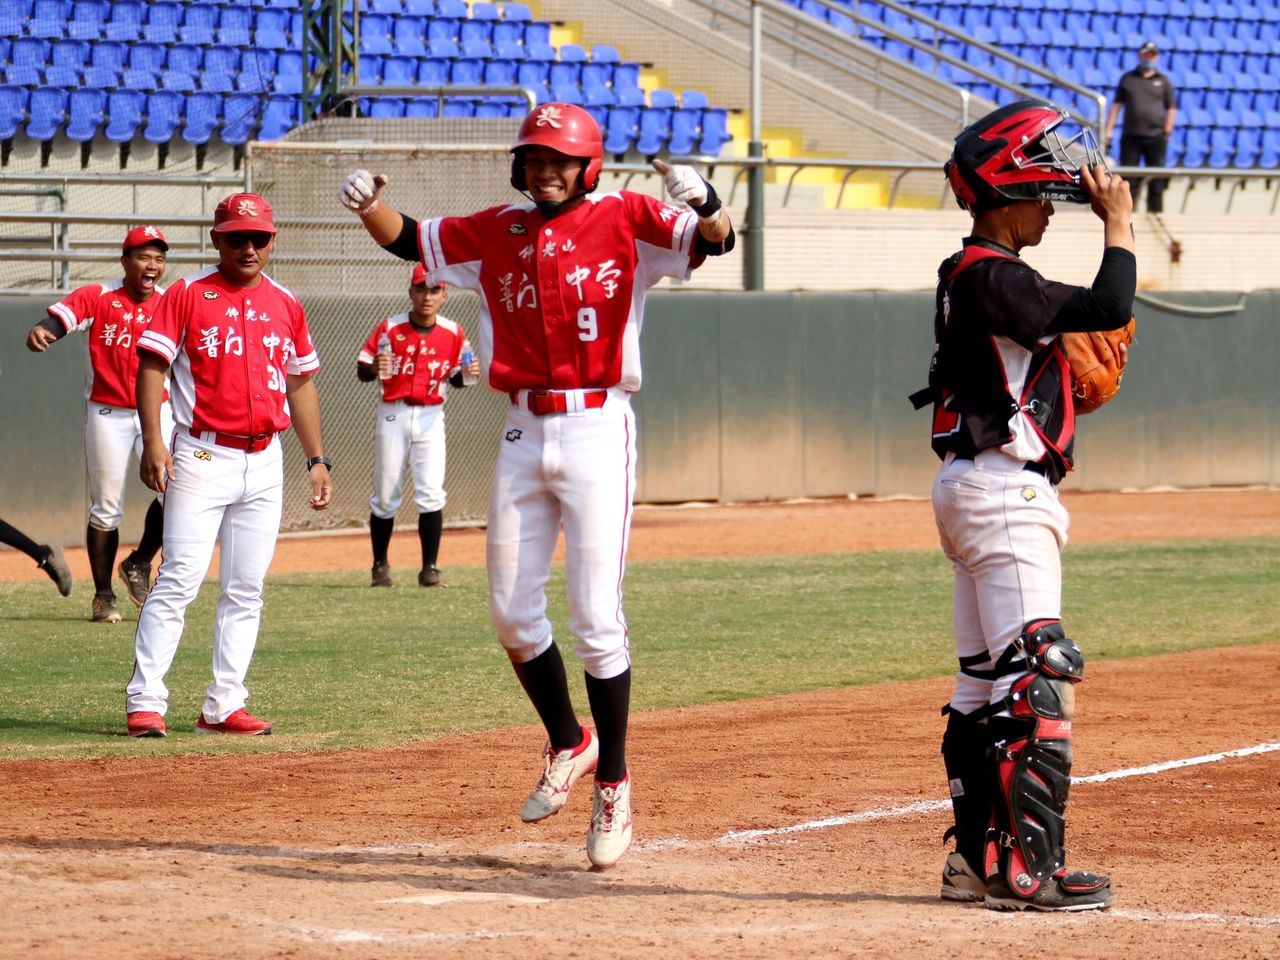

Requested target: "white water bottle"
[
  {"left": 377, "top": 330, "right": 392, "bottom": 381},
  {"left": 460, "top": 338, "right": 478, "bottom": 386}
]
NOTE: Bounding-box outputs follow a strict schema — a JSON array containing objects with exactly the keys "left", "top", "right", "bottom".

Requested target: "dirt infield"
[{"left": 3, "top": 490, "right": 1279, "bottom": 958}]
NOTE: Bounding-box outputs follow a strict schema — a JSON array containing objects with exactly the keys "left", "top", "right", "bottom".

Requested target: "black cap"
[{"left": 1139, "top": 41, "right": 1158, "bottom": 55}]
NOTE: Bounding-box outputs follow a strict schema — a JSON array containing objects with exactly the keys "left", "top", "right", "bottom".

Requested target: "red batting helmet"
[
  {"left": 945, "top": 99, "right": 1104, "bottom": 212},
  {"left": 509, "top": 102, "right": 604, "bottom": 193}
]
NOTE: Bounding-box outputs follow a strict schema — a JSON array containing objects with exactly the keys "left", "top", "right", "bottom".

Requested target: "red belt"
[
  {"left": 510, "top": 389, "right": 608, "bottom": 415},
  {"left": 191, "top": 428, "right": 276, "bottom": 453}
]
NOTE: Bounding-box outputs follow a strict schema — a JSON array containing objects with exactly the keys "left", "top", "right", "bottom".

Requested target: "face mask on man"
[{"left": 1139, "top": 57, "right": 1157, "bottom": 71}]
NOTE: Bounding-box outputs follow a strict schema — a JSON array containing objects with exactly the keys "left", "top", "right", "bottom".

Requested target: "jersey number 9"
[{"left": 577, "top": 307, "right": 598, "bottom": 342}]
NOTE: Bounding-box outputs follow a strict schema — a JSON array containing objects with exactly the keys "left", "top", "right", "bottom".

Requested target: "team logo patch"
[
  {"left": 505, "top": 428, "right": 523, "bottom": 442},
  {"left": 110, "top": 299, "right": 123, "bottom": 309},
  {"left": 509, "top": 223, "right": 528, "bottom": 235},
  {"left": 535, "top": 104, "right": 564, "bottom": 129},
  {"left": 194, "top": 450, "right": 213, "bottom": 461},
  {"left": 98, "top": 408, "right": 111, "bottom": 416},
  {"left": 236, "top": 198, "right": 260, "bottom": 217},
  {"left": 1021, "top": 486, "right": 1037, "bottom": 502},
  {"left": 385, "top": 415, "right": 397, "bottom": 422},
  {"left": 1014, "top": 872, "right": 1035, "bottom": 892},
  {"left": 395, "top": 333, "right": 406, "bottom": 341},
  {"left": 203, "top": 290, "right": 220, "bottom": 300}
]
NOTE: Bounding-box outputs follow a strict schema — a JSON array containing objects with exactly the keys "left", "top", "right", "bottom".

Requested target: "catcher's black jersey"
[{"left": 924, "top": 239, "right": 1079, "bottom": 481}]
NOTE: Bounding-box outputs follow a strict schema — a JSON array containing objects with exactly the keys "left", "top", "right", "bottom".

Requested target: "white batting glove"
[
  {"left": 339, "top": 169, "right": 383, "bottom": 215},
  {"left": 653, "top": 159, "right": 708, "bottom": 208}
]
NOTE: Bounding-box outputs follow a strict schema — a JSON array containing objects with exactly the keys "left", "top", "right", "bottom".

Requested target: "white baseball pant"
[
  {"left": 84, "top": 401, "right": 174, "bottom": 530},
  {"left": 126, "top": 431, "right": 284, "bottom": 722},
  {"left": 369, "top": 400, "right": 446, "bottom": 518},
  {"left": 487, "top": 389, "right": 636, "bottom": 680},
  {"left": 932, "top": 449, "right": 1069, "bottom": 716}
]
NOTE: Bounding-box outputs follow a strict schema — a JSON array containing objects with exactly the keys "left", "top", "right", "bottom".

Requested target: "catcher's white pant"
[
  {"left": 932, "top": 449, "right": 1069, "bottom": 716},
  {"left": 487, "top": 389, "right": 636, "bottom": 680},
  {"left": 369, "top": 399, "right": 446, "bottom": 518},
  {"left": 84, "top": 401, "right": 174, "bottom": 530},
  {"left": 126, "top": 431, "right": 283, "bottom": 722}
]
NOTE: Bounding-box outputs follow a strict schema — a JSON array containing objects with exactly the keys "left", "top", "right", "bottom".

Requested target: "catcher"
[{"left": 913, "top": 99, "right": 1135, "bottom": 911}]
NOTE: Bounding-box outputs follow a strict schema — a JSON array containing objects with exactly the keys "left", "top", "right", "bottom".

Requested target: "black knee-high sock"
[
  {"left": 418, "top": 509, "right": 442, "bottom": 568},
  {"left": 941, "top": 707, "right": 995, "bottom": 876},
  {"left": 129, "top": 497, "right": 164, "bottom": 564},
  {"left": 369, "top": 513, "right": 394, "bottom": 565},
  {"left": 510, "top": 643, "right": 582, "bottom": 752},
  {"left": 585, "top": 668, "right": 631, "bottom": 783},
  {"left": 0, "top": 518, "right": 46, "bottom": 562},
  {"left": 85, "top": 524, "right": 118, "bottom": 596}
]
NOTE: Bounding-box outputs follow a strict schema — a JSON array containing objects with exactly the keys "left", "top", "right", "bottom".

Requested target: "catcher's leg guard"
[
  {"left": 984, "top": 620, "right": 1114, "bottom": 912},
  {"left": 940, "top": 707, "right": 992, "bottom": 900}
]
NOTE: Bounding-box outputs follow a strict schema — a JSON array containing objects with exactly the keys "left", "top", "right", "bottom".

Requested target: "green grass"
[{"left": 2, "top": 538, "right": 1276, "bottom": 759}]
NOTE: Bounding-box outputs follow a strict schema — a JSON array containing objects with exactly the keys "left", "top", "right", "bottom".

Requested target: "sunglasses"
[{"left": 221, "top": 231, "right": 274, "bottom": 249}]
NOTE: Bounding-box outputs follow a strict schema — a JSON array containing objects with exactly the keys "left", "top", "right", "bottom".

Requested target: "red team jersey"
[
  {"left": 136, "top": 267, "right": 320, "bottom": 436},
  {"left": 47, "top": 280, "right": 167, "bottom": 407},
  {"left": 417, "top": 191, "right": 703, "bottom": 393},
  {"left": 356, "top": 314, "right": 465, "bottom": 405}
]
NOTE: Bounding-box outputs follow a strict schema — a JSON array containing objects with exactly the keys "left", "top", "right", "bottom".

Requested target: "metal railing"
[{"left": 338, "top": 83, "right": 540, "bottom": 116}]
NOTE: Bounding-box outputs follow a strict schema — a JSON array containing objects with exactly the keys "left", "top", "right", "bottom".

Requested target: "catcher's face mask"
[{"left": 945, "top": 99, "right": 1106, "bottom": 212}]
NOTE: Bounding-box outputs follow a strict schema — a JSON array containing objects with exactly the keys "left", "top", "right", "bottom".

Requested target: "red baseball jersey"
[
  {"left": 47, "top": 280, "right": 167, "bottom": 407},
  {"left": 136, "top": 266, "right": 319, "bottom": 436},
  {"left": 417, "top": 191, "right": 703, "bottom": 393},
  {"left": 357, "top": 313, "right": 465, "bottom": 405}
]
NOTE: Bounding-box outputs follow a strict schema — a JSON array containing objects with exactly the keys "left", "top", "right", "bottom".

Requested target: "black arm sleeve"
[
  {"left": 1048, "top": 247, "right": 1137, "bottom": 333},
  {"left": 35, "top": 317, "right": 65, "bottom": 339},
  {"left": 448, "top": 371, "right": 465, "bottom": 388},
  {"left": 379, "top": 213, "right": 421, "bottom": 263},
  {"left": 693, "top": 223, "right": 736, "bottom": 257},
  {"left": 357, "top": 361, "right": 377, "bottom": 382}
]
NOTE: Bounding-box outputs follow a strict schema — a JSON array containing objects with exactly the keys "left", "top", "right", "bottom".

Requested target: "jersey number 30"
[{"left": 577, "top": 307, "right": 598, "bottom": 342}]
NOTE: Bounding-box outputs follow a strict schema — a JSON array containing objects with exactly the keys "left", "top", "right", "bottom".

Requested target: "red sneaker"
[
  {"left": 127, "top": 711, "right": 167, "bottom": 738},
  {"left": 195, "top": 708, "right": 273, "bottom": 736}
]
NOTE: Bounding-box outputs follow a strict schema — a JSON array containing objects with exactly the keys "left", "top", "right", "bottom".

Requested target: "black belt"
[{"left": 953, "top": 455, "right": 1049, "bottom": 477}]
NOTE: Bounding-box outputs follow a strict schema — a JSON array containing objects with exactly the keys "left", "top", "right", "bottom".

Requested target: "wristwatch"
[{"left": 306, "top": 455, "right": 333, "bottom": 472}]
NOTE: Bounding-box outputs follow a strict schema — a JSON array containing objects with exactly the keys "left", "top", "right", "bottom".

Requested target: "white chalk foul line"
[{"left": 716, "top": 741, "right": 1280, "bottom": 845}]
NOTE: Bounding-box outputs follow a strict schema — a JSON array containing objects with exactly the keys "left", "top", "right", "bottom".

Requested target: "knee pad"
[{"left": 986, "top": 620, "right": 1085, "bottom": 899}]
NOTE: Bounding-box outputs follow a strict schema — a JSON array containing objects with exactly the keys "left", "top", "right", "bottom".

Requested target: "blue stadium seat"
[
  {"left": 405, "top": 97, "right": 440, "bottom": 118},
  {"left": 28, "top": 0, "right": 69, "bottom": 39},
  {"left": 382, "top": 55, "right": 417, "bottom": 86},
  {"left": 357, "top": 53, "right": 383, "bottom": 84},
  {"left": 216, "top": 6, "right": 253, "bottom": 46},
  {"left": 81, "top": 39, "right": 123, "bottom": 88},
  {"left": 484, "top": 58, "right": 517, "bottom": 86},
  {"left": 699, "top": 107, "right": 731, "bottom": 155},
  {"left": 26, "top": 87, "right": 67, "bottom": 140},
  {"left": 524, "top": 21, "right": 552, "bottom": 48},
  {"left": 580, "top": 61, "right": 612, "bottom": 96},
  {"left": 360, "top": 14, "right": 396, "bottom": 54},
  {"left": 180, "top": 5, "right": 218, "bottom": 45},
  {"left": 515, "top": 60, "right": 550, "bottom": 101},
  {"left": 65, "top": 85, "right": 105, "bottom": 141},
  {"left": 181, "top": 90, "right": 221, "bottom": 145},
  {"left": 549, "top": 60, "right": 582, "bottom": 88},
  {"left": 6, "top": 38, "right": 47, "bottom": 86},
  {"left": 66, "top": 0, "right": 107, "bottom": 41},
  {"left": 45, "top": 39, "right": 88, "bottom": 87},
  {"left": 635, "top": 98, "right": 674, "bottom": 156},
  {"left": 274, "top": 50, "right": 304, "bottom": 95},
  {"left": 145, "top": 2, "right": 182, "bottom": 44},
  {"left": 237, "top": 49, "right": 276, "bottom": 93},
  {"left": 1259, "top": 116, "right": 1280, "bottom": 167},
  {"left": 201, "top": 46, "right": 240, "bottom": 94},
  {"left": 494, "top": 39, "right": 525, "bottom": 62},
  {"left": 221, "top": 93, "right": 263, "bottom": 146},
  {"left": 559, "top": 43, "right": 588, "bottom": 62},
  {"left": 367, "top": 96, "right": 406, "bottom": 119},
  {"left": 161, "top": 44, "right": 201, "bottom": 93},
  {"left": 614, "top": 84, "right": 646, "bottom": 107},
  {"left": 418, "top": 58, "right": 451, "bottom": 85},
  {"left": 0, "top": 85, "right": 28, "bottom": 142},
  {"left": 394, "top": 16, "right": 428, "bottom": 57},
  {"left": 436, "top": 0, "right": 467, "bottom": 16},
  {"left": 104, "top": 88, "right": 144, "bottom": 143},
  {"left": 104, "top": 1, "right": 143, "bottom": 41},
  {"left": 459, "top": 18, "right": 493, "bottom": 59},
  {"left": 524, "top": 42, "right": 556, "bottom": 62},
  {"left": 441, "top": 98, "right": 474, "bottom": 117},
  {"left": 592, "top": 44, "right": 621, "bottom": 64},
  {"left": 493, "top": 19, "right": 522, "bottom": 48},
  {"left": 504, "top": 1, "right": 532, "bottom": 19},
  {"left": 583, "top": 83, "right": 615, "bottom": 108},
  {"left": 143, "top": 90, "right": 183, "bottom": 144},
  {"left": 668, "top": 106, "right": 700, "bottom": 156},
  {"left": 0, "top": 0, "right": 31, "bottom": 30},
  {"left": 1235, "top": 126, "right": 1261, "bottom": 165},
  {"left": 450, "top": 58, "right": 484, "bottom": 85},
  {"left": 122, "top": 42, "right": 165, "bottom": 92},
  {"left": 1207, "top": 125, "right": 1236, "bottom": 167},
  {"left": 428, "top": 36, "right": 460, "bottom": 59},
  {"left": 255, "top": 9, "right": 292, "bottom": 50},
  {"left": 604, "top": 105, "right": 639, "bottom": 154},
  {"left": 550, "top": 82, "right": 583, "bottom": 105},
  {"left": 472, "top": 2, "right": 499, "bottom": 19}
]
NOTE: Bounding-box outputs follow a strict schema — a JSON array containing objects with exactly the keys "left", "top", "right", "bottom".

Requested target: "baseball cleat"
[
  {"left": 520, "top": 726, "right": 598, "bottom": 822},
  {"left": 940, "top": 852, "right": 986, "bottom": 902},
  {"left": 370, "top": 561, "right": 392, "bottom": 587},
  {"left": 587, "top": 774, "right": 633, "bottom": 868},
  {"left": 92, "top": 593, "right": 123, "bottom": 623},
  {"left": 418, "top": 565, "right": 442, "bottom": 587},
  {"left": 37, "top": 545, "right": 73, "bottom": 597},
  {"left": 126, "top": 711, "right": 167, "bottom": 738},
  {"left": 196, "top": 708, "right": 273, "bottom": 736},
  {"left": 984, "top": 871, "right": 1114, "bottom": 912},
  {"left": 117, "top": 556, "right": 153, "bottom": 608}
]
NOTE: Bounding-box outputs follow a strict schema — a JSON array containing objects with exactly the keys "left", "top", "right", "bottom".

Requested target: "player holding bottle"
[
  {"left": 339, "top": 102, "right": 734, "bottom": 866},
  {"left": 356, "top": 265, "right": 480, "bottom": 588}
]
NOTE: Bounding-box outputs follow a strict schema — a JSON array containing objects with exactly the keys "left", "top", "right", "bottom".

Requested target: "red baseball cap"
[
  {"left": 122, "top": 225, "right": 168, "bottom": 252},
  {"left": 411, "top": 264, "right": 445, "bottom": 287},
  {"left": 212, "top": 192, "right": 277, "bottom": 234}
]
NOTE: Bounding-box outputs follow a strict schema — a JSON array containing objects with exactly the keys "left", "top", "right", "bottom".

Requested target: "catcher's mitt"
[{"left": 1062, "top": 317, "right": 1136, "bottom": 415}]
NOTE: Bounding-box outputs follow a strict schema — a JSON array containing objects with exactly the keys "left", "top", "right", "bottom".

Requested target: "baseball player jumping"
[
  {"left": 340, "top": 103, "right": 734, "bottom": 866},
  {"left": 356, "top": 265, "right": 480, "bottom": 588},
  {"left": 125, "top": 193, "right": 332, "bottom": 739},
  {"left": 26, "top": 226, "right": 173, "bottom": 623},
  {"left": 916, "top": 100, "right": 1135, "bottom": 911}
]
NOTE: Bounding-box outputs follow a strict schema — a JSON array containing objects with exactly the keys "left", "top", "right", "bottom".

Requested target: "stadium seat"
[
  {"left": 699, "top": 107, "right": 731, "bottom": 155},
  {"left": 1207, "top": 125, "right": 1236, "bottom": 167},
  {"left": 604, "top": 105, "right": 639, "bottom": 154},
  {"left": 81, "top": 39, "right": 124, "bottom": 88},
  {"left": 592, "top": 44, "right": 621, "bottom": 64},
  {"left": 28, "top": 0, "right": 69, "bottom": 39},
  {"left": 180, "top": 90, "right": 222, "bottom": 146},
  {"left": 493, "top": 39, "right": 526, "bottom": 62},
  {"left": 503, "top": 2, "right": 533, "bottom": 20},
  {"left": 161, "top": 44, "right": 202, "bottom": 93},
  {"left": 66, "top": 0, "right": 108, "bottom": 41},
  {"left": 123, "top": 42, "right": 165, "bottom": 92},
  {"left": 104, "top": 1, "right": 143, "bottom": 41},
  {"left": 493, "top": 19, "right": 523, "bottom": 48},
  {"left": 180, "top": 5, "right": 218, "bottom": 45},
  {"left": 367, "top": 97, "right": 406, "bottom": 119},
  {"left": 516, "top": 60, "right": 550, "bottom": 101},
  {"left": 450, "top": 58, "right": 485, "bottom": 85},
  {"left": 580, "top": 62, "right": 612, "bottom": 97},
  {"left": 274, "top": 50, "right": 304, "bottom": 95},
  {"left": 1258, "top": 119, "right": 1280, "bottom": 167},
  {"left": 549, "top": 60, "right": 582, "bottom": 88},
  {"left": 237, "top": 49, "right": 276, "bottom": 93},
  {"left": 524, "top": 42, "right": 556, "bottom": 62},
  {"left": 473, "top": 2, "right": 499, "bottom": 18},
  {"left": 418, "top": 58, "right": 451, "bottom": 85},
  {"left": 1234, "top": 126, "right": 1261, "bottom": 166},
  {"left": 26, "top": 86, "right": 67, "bottom": 141},
  {"left": 255, "top": 9, "right": 292, "bottom": 50},
  {"left": 428, "top": 36, "right": 460, "bottom": 59},
  {"left": 550, "top": 82, "right": 584, "bottom": 105},
  {"left": 393, "top": 16, "right": 429, "bottom": 57},
  {"left": 635, "top": 95, "right": 675, "bottom": 156},
  {"left": 436, "top": 0, "right": 467, "bottom": 17},
  {"left": 459, "top": 18, "right": 493, "bottom": 59},
  {"left": 221, "top": 94, "right": 263, "bottom": 146},
  {"left": 357, "top": 54, "right": 383, "bottom": 84},
  {"left": 524, "top": 21, "right": 552, "bottom": 48},
  {"left": 360, "top": 14, "right": 396, "bottom": 55},
  {"left": 65, "top": 84, "right": 104, "bottom": 165},
  {"left": 667, "top": 105, "right": 700, "bottom": 156},
  {"left": 5, "top": 38, "right": 47, "bottom": 86},
  {"left": 442, "top": 98, "right": 474, "bottom": 118},
  {"left": 143, "top": 90, "right": 183, "bottom": 145},
  {"left": 201, "top": 46, "right": 240, "bottom": 93},
  {"left": 145, "top": 2, "right": 182, "bottom": 44},
  {"left": 484, "top": 58, "right": 518, "bottom": 86},
  {"left": 405, "top": 97, "right": 440, "bottom": 118},
  {"left": 403, "top": 0, "right": 435, "bottom": 13},
  {"left": 104, "top": 88, "right": 144, "bottom": 143},
  {"left": 44, "top": 39, "right": 88, "bottom": 87},
  {"left": 0, "top": 85, "right": 28, "bottom": 145},
  {"left": 382, "top": 55, "right": 417, "bottom": 86},
  {"left": 216, "top": 6, "right": 253, "bottom": 46}
]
